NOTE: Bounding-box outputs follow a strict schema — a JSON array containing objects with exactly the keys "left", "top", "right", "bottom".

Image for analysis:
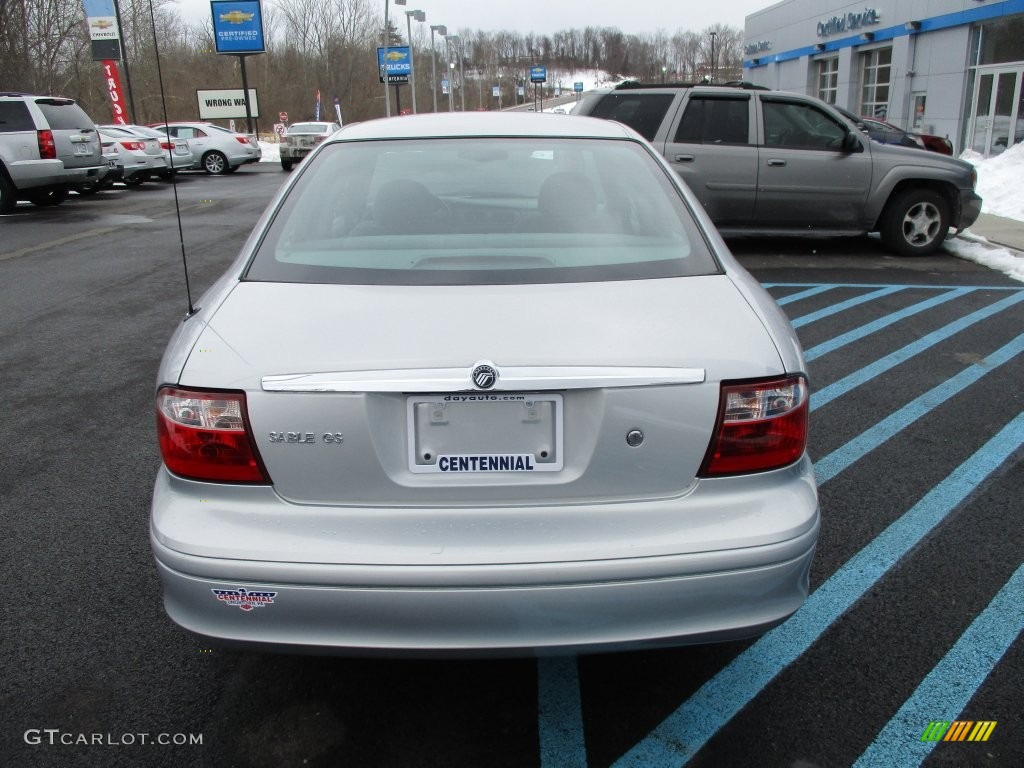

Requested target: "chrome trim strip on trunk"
[{"left": 262, "top": 366, "right": 706, "bottom": 392}]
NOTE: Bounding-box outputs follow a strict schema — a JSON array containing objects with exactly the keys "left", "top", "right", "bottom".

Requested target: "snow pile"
[
  {"left": 960, "top": 141, "right": 1024, "bottom": 221},
  {"left": 258, "top": 141, "right": 279, "bottom": 163}
]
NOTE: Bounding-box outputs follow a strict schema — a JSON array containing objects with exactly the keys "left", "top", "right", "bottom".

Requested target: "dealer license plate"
[
  {"left": 407, "top": 393, "right": 563, "bottom": 473},
  {"left": 74, "top": 143, "right": 91, "bottom": 156}
]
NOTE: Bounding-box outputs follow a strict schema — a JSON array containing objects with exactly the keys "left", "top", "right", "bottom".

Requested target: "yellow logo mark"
[
  {"left": 219, "top": 10, "right": 255, "bottom": 24},
  {"left": 91, "top": 19, "right": 114, "bottom": 29},
  {"left": 385, "top": 51, "right": 408, "bottom": 61}
]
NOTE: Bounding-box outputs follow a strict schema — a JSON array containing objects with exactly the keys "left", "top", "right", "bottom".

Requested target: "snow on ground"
[{"left": 955, "top": 142, "right": 1024, "bottom": 282}]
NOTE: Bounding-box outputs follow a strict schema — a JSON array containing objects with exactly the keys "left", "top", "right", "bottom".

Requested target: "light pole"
[
  {"left": 448, "top": 62, "right": 455, "bottom": 112},
  {"left": 447, "top": 35, "right": 460, "bottom": 111},
  {"left": 405, "top": 9, "right": 425, "bottom": 114},
  {"left": 709, "top": 31, "right": 718, "bottom": 84},
  {"left": 383, "top": 0, "right": 407, "bottom": 117},
  {"left": 429, "top": 24, "right": 447, "bottom": 113},
  {"left": 662, "top": 65, "right": 667, "bottom": 83}
]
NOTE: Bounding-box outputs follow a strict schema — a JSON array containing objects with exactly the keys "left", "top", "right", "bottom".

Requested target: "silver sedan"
[{"left": 151, "top": 113, "right": 818, "bottom": 656}]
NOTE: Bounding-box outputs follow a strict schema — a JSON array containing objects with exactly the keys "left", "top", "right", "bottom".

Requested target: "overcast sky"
[{"left": 176, "top": 0, "right": 765, "bottom": 36}]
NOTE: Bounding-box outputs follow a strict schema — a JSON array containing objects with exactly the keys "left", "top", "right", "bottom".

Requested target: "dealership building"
[{"left": 742, "top": 0, "right": 1024, "bottom": 156}]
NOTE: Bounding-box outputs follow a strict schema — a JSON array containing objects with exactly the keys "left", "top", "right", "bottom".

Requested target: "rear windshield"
[
  {"left": 244, "top": 137, "right": 719, "bottom": 286},
  {"left": 289, "top": 123, "right": 334, "bottom": 134},
  {"left": 583, "top": 93, "right": 675, "bottom": 141},
  {"left": 34, "top": 99, "right": 95, "bottom": 130}
]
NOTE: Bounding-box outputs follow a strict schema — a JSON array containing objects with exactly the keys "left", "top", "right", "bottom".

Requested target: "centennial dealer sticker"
[{"left": 211, "top": 587, "right": 277, "bottom": 611}]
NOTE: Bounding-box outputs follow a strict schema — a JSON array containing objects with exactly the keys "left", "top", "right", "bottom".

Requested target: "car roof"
[{"left": 330, "top": 113, "right": 637, "bottom": 142}]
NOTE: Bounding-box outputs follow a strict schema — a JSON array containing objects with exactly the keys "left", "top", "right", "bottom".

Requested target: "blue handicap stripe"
[
  {"left": 853, "top": 563, "right": 1024, "bottom": 767},
  {"left": 814, "top": 332, "right": 1024, "bottom": 484},
  {"left": 538, "top": 657, "right": 587, "bottom": 768},
  {"left": 812, "top": 291, "right": 1024, "bottom": 410},
  {"left": 791, "top": 286, "right": 905, "bottom": 328},
  {"left": 612, "top": 412, "right": 1024, "bottom": 767}
]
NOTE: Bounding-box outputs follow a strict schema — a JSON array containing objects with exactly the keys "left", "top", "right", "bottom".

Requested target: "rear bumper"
[
  {"left": 151, "top": 457, "right": 820, "bottom": 656},
  {"left": 8, "top": 158, "right": 105, "bottom": 190},
  {"left": 153, "top": 527, "right": 816, "bottom": 656}
]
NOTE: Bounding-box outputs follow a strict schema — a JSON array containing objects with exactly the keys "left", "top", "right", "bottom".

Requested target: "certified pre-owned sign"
[{"left": 196, "top": 88, "right": 260, "bottom": 120}]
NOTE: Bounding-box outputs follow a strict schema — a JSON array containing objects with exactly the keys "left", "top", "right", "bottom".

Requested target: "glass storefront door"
[{"left": 969, "top": 66, "right": 1023, "bottom": 156}]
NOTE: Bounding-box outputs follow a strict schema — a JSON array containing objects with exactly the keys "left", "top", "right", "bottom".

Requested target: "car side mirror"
[{"left": 842, "top": 130, "right": 864, "bottom": 153}]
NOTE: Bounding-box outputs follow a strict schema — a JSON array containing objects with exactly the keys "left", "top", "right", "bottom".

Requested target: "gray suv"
[
  {"left": 574, "top": 82, "right": 982, "bottom": 256},
  {"left": 0, "top": 93, "right": 106, "bottom": 213}
]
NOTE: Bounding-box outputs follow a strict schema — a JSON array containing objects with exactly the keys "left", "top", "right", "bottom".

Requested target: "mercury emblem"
[{"left": 472, "top": 363, "right": 498, "bottom": 389}]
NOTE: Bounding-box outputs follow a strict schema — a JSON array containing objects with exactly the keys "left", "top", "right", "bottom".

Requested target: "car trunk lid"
[{"left": 178, "top": 276, "right": 784, "bottom": 504}]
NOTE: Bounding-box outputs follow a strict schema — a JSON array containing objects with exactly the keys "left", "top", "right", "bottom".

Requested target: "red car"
[{"left": 836, "top": 107, "right": 953, "bottom": 155}]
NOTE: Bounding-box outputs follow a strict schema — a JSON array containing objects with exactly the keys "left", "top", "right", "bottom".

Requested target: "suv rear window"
[
  {"left": 34, "top": 99, "right": 94, "bottom": 130},
  {"left": 245, "top": 137, "right": 719, "bottom": 286},
  {"left": 0, "top": 101, "right": 34, "bottom": 132},
  {"left": 583, "top": 93, "right": 675, "bottom": 141}
]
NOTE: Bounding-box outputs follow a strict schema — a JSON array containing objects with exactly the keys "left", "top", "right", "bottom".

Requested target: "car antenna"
[{"left": 147, "top": 0, "right": 197, "bottom": 319}]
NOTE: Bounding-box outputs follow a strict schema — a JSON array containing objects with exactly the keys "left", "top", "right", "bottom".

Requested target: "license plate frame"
[
  {"left": 407, "top": 393, "right": 563, "bottom": 474},
  {"left": 74, "top": 143, "right": 91, "bottom": 156}
]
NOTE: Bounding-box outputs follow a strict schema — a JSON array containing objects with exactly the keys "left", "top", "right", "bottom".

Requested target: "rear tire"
[
  {"left": 123, "top": 174, "right": 144, "bottom": 187},
  {"left": 203, "top": 151, "right": 228, "bottom": 174},
  {"left": 879, "top": 188, "right": 950, "bottom": 256},
  {"left": 0, "top": 173, "right": 18, "bottom": 213},
  {"left": 281, "top": 159, "right": 294, "bottom": 171},
  {"left": 27, "top": 186, "right": 68, "bottom": 206}
]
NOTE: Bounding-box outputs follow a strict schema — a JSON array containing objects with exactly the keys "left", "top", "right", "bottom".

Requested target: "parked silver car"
[
  {"left": 149, "top": 121, "right": 260, "bottom": 174},
  {"left": 107, "top": 124, "right": 196, "bottom": 177},
  {"left": 280, "top": 121, "right": 340, "bottom": 170},
  {"left": 96, "top": 126, "right": 167, "bottom": 185},
  {"left": 0, "top": 92, "right": 105, "bottom": 211},
  {"left": 151, "top": 113, "right": 819, "bottom": 656}
]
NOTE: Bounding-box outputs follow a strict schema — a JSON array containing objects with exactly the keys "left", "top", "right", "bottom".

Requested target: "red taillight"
[
  {"left": 235, "top": 136, "right": 250, "bottom": 144},
  {"left": 156, "top": 387, "right": 269, "bottom": 483},
  {"left": 700, "top": 375, "right": 809, "bottom": 476},
  {"left": 37, "top": 130, "right": 56, "bottom": 159},
  {"left": 120, "top": 140, "right": 145, "bottom": 150},
  {"left": 159, "top": 141, "right": 174, "bottom": 150}
]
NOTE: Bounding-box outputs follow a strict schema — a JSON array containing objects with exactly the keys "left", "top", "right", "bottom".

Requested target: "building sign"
[
  {"left": 211, "top": 0, "right": 266, "bottom": 54},
  {"left": 817, "top": 8, "right": 882, "bottom": 37},
  {"left": 530, "top": 66, "right": 547, "bottom": 83},
  {"left": 196, "top": 88, "right": 260, "bottom": 119},
  {"left": 82, "top": 0, "right": 122, "bottom": 60},
  {"left": 377, "top": 46, "right": 411, "bottom": 84},
  {"left": 102, "top": 60, "right": 128, "bottom": 124},
  {"left": 744, "top": 40, "right": 772, "bottom": 56}
]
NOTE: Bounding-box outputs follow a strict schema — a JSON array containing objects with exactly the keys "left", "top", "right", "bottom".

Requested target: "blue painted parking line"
[
  {"left": 812, "top": 291, "right": 1024, "bottom": 410},
  {"left": 853, "top": 563, "right": 1024, "bottom": 767},
  {"left": 536, "top": 284, "right": 1024, "bottom": 768},
  {"left": 538, "top": 657, "right": 587, "bottom": 768},
  {"left": 803, "top": 287, "right": 975, "bottom": 361},
  {"left": 814, "top": 331, "right": 1024, "bottom": 484},
  {"left": 774, "top": 285, "right": 838, "bottom": 306},
  {"left": 791, "top": 286, "right": 905, "bottom": 328},
  {"left": 611, "top": 412, "right": 1024, "bottom": 767}
]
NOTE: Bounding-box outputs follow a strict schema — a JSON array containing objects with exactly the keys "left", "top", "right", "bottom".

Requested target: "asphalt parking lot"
[{"left": 2, "top": 166, "right": 1021, "bottom": 767}]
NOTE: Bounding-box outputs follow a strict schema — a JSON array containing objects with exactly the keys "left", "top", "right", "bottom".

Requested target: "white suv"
[{"left": 0, "top": 92, "right": 106, "bottom": 212}]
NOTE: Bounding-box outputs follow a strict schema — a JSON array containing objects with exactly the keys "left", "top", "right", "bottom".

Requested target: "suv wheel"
[
  {"left": 202, "top": 151, "right": 228, "bottom": 175},
  {"left": 0, "top": 172, "right": 16, "bottom": 213},
  {"left": 879, "top": 188, "right": 950, "bottom": 256},
  {"left": 27, "top": 186, "right": 69, "bottom": 207}
]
